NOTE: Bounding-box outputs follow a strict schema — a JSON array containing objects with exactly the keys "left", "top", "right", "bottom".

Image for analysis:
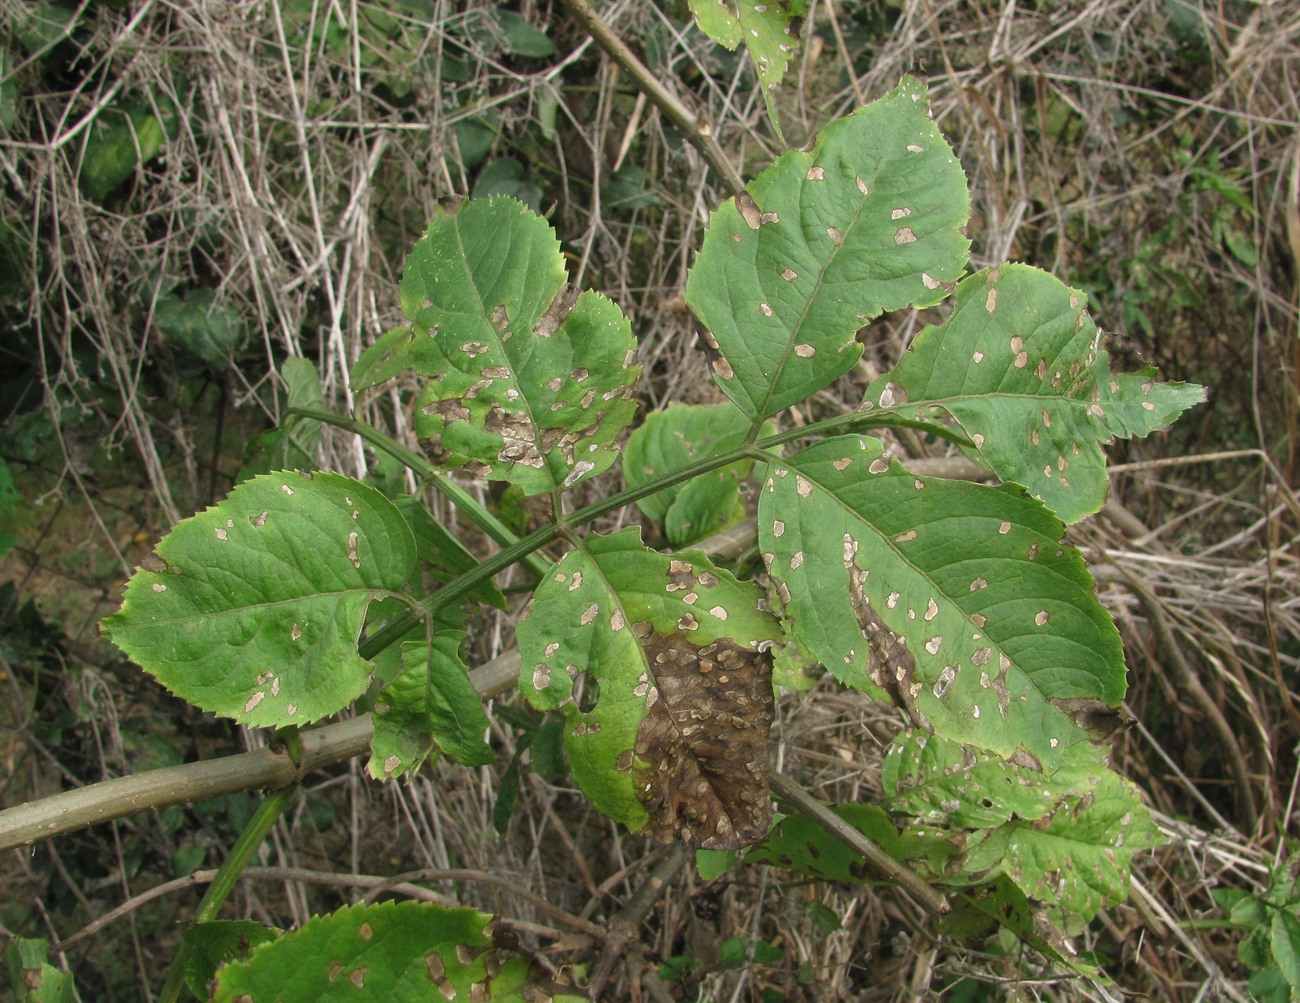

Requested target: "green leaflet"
[
  {"left": 211, "top": 901, "right": 585, "bottom": 1002},
  {"left": 867, "top": 264, "right": 1206, "bottom": 523},
  {"left": 884, "top": 731, "right": 1161, "bottom": 928},
  {"left": 351, "top": 197, "right": 641, "bottom": 496},
  {"left": 517, "top": 528, "right": 780, "bottom": 849},
  {"left": 101, "top": 471, "right": 416, "bottom": 727},
  {"left": 685, "top": 76, "right": 970, "bottom": 422},
  {"left": 756, "top": 436, "right": 1125, "bottom": 772},
  {"left": 688, "top": 0, "right": 808, "bottom": 90},
  {"left": 368, "top": 635, "right": 494, "bottom": 780},
  {"left": 622, "top": 402, "right": 761, "bottom": 548}
]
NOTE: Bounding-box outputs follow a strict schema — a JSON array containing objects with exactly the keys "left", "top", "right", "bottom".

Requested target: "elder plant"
[{"left": 96, "top": 78, "right": 1202, "bottom": 998}]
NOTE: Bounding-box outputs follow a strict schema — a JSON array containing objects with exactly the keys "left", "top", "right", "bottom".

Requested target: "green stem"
[
  {"left": 157, "top": 784, "right": 297, "bottom": 1002},
  {"left": 285, "top": 406, "right": 551, "bottom": 581}
]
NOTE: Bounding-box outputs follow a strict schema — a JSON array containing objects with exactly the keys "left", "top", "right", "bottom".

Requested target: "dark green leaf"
[
  {"left": 183, "top": 921, "right": 280, "bottom": 1001},
  {"left": 622, "top": 402, "right": 758, "bottom": 547}
]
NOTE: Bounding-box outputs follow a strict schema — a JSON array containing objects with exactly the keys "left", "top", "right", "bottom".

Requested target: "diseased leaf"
[
  {"left": 211, "top": 902, "right": 586, "bottom": 1002},
  {"left": 183, "top": 921, "right": 279, "bottom": 1001},
  {"left": 622, "top": 402, "right": 760, "bottom": 547},
  {"left": 517, "top": 528, "right": 779, "bottom": 849},
  {"left": 954, "top": 768, "right": 1161, "bottom": 933},
  {"left": 688, "top": 0, "right": 807, "bottom": 89},
  {"left": 368, "top": 634, "right": 494, "bottom": 780},
  {"left": 866, "top": 264, "right": 1206, "bottom": 523},
  {"left": 883, "top": 731, "right": 1128, "bottom": 829},
  {"left": 757, "top": 436, "right": 1125, "bottom": 772},
  {"left": 101, "top": 472, "right": 417, "bottom": 727},
  {"left": 685, "top": 76, "right": 970, "bottom": 421},
  {"left": 352, "top": 198, "right": 640, "bottom": 495}
]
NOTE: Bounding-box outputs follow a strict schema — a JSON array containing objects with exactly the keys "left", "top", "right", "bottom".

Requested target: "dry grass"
[{"left": 2, "top": 0, "right": 1298, "bottom": 998}]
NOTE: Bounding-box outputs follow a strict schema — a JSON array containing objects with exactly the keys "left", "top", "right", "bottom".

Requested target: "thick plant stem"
[
  {"left": 157, "top": 784, "right": 297, "bottom": 1003},
  {"left": 557, "top": 0, "right": 745, "bottom": 193}
]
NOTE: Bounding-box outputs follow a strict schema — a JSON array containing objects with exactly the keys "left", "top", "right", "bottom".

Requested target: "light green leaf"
[
  {"left": 212, "top": 902, "right": 585, "bottom": 1002},
  {"left": 757, "top": 436, "right": 1126, "bottom": 771},
  {"left": 622, "top": 402, "right": 759, "bottom": 547},
  {"left": 352, "top": 198, "right": 640, "bottom": 495},
  {"left": 883, "top": 731, "right": 1124, "bottom": 828},
  {"left": 1272, "top": 910, "right": 1300, "bottom": 997},
  {"left": 6, "top": 937, "right": 81, "bottom": 1003},
  {"left": 101, "top": 472, "right": 417, "bottom": 727},
  {"left": 866, "top": 264, "right": 1206, "bottom": 523},
  {"left": 685, "top": 76, "right": 970, "bottom": 422},
  {"left": 956, "top": 769, "right": 1162, "bottom": 932},
  {"left": 368, "top": 634, "right": 494, "bottom": 780},
  {"left": 517, "top": 527, "right": 780, "bottom": 849},
  {"left": 688, "top": 0, "right": 807, "bottom": 89}
]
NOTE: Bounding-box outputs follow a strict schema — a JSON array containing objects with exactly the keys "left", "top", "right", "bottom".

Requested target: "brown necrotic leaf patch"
[{"left": 633, "top": 628, "right": 775, "bottom": 850}]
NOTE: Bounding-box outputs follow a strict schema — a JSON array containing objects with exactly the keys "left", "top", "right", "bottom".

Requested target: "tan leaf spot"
[
  {"left": 781, "top": 268, "right": 798, "bottom": 282},
  {"left": 894, "top": 529, "right": 917, "bottom": 543},
  {"left": 970, "top": 577, "right": 988, "bottom": 591},
  {"left": 894, "top": 227, "right": 917, "bottom": 245},
  {"left": 580, "top": 603, "right": 599, "bottom": 625},
  {"left": 807, "top": 166, "right": 825, "bottom": 181},
  {"left": 793, "top": 343, "right": 815, "bottom": 357},
  {"left": 1035, "top": 610, "right": 1051, "bottom": 626}
]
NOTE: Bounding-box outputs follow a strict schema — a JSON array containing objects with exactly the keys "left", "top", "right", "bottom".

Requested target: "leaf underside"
[
  {"left": 867, "top": 264, "right": 1207, "bottom": 523},
  {"left": 352, "top": 197, "right": 641, "bottom": 496},
  {"left": 101, "top": 472, "right": 416, "bottom": 727},
  {"left": 517, "top": 527, "right": 780, "bottom": 849},
  {"left": 685, "top": 75, "right": 971, "bottom": 422}
]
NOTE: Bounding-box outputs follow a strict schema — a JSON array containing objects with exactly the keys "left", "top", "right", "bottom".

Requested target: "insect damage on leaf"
[{"left": 631, "top": 624, "right": 775, "bottom": 850}]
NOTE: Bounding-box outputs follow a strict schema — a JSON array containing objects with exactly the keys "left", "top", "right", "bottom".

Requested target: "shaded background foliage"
[{"left": 1, "top": 0, "right": 1297, "bottom": 998}]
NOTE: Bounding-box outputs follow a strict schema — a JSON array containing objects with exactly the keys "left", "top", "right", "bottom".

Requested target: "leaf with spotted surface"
[
  {"left": 865, "top": 264, "right": 1206, "bottom": 523},
  {"left": 883, "top": 731, "right": 1161, "bottom": 926},
  {"left": 622, "top": 402, "right": 767, "bottom": 548},
  {"left": 688, "top": 0, "right": 808, "bottom": 91},
  {"left": 211, "top": 901, "right": 586, "bottom": 1002},
  {"left": 101, "top": 472, "right": 416, "bottom": 728},
  {"left": 757, "top": 436, "right": 1126, "bottom": 772},
  {"left": 368, "top": 634, "right": 494, "bottom": 780},
  {"left": 517, "top": 527, "right": 780, "bottom": 849},
  {"left": 684, "top": 76, "right": 970, "bottom": 422},
  {"left": 351, "top": 197, "right": 641, "bottom": 495}
]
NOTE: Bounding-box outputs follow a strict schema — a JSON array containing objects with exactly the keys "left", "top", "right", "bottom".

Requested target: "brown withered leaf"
[{"left": 633, "top": 628, "right": 775, "bottom": 850}]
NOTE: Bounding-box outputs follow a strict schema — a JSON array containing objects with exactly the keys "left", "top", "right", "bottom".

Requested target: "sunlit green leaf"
[
  {"left": 102, "top": 472, "right": 416, "bottom": 727},
  {"left": 757, "top": 436, "right": 1125, "bottom": 771},
  {"left": 866, "top": 264, "right": 1205, "bottom": 523},
  {"left": 352, "top": 198, "right": 640, "bottom": 495},
  {"left": 685, "top": 76, "right": 970, "bottom": 421}
]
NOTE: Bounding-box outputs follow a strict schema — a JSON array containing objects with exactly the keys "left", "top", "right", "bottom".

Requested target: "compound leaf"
[
  {"left": 101, "top": 472, "right": 416, "bottom": 727},
  {"left": 517, "top": 528, "right": 779, "bottom": 849},
  {"left": 867, "top": 264, "right": 1206, "bottom": 523},
  {"left": 352, "top": 197, "right": 640, "bottom": 495},
  {"left": 757, "top": 436, "right": 1125, "bottom": 772},
  {"left": 685, "top": 76, "right": 970, "bottom": 422},
  {"left": 369, "top": 634, "right": 494, "bottom": 780}
]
